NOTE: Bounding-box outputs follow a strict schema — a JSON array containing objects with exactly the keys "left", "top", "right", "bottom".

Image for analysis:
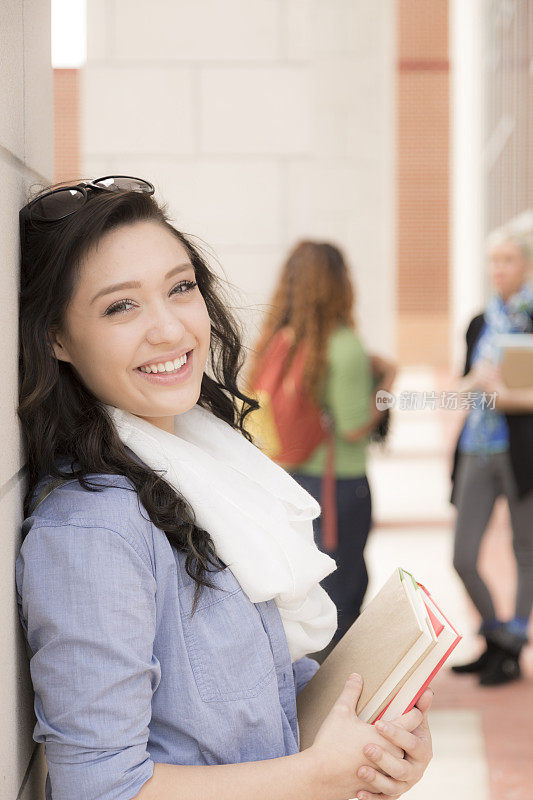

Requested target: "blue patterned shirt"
[{"left": 458, "top": 322, "right": 510, "bottom": 454}]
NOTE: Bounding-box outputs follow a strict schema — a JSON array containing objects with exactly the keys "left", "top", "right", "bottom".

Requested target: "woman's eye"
[
  {"left": 104, "top": 280, "right": 198, "bottom": 316},
  {"left": 170, "top": 279, "right": 198, "bottom": 298}
]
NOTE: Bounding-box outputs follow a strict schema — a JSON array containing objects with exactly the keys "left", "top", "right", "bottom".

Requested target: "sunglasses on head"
[{"left": 19, "top": 175, "right": 155, "bottom": 225}]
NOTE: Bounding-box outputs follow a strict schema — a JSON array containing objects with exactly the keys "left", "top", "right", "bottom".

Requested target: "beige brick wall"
[
  {"left": 81, "top": 0, "right": 397, "bottom": 359},
  {"left": 1, "top": 1, "right": 54, "bottom": 797}
]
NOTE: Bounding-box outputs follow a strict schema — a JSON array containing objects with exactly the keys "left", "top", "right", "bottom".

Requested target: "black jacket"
[{"left": 450, "top": 311, "right": 533, "bottom": 505}]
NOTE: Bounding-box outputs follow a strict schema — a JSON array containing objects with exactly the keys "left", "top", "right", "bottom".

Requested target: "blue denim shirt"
[{"left": 15, "top": 454, "right": 320, "bottom": 800}]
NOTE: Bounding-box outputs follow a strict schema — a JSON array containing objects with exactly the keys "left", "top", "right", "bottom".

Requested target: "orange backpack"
[{"left": 246, "top": 327, "right": 338, "bottom": 552}]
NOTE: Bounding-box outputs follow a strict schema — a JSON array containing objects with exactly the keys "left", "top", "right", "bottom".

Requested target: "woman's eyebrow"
[{"left": 90, "top": 262, "right": 194, "bottom": 305}]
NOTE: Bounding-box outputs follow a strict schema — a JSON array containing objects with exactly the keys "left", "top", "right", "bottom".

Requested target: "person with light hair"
[{"left": 450, "top": 224, "right": 533, "bottom": 685}]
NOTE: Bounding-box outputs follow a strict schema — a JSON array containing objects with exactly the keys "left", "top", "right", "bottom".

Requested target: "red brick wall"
[
  {"left": 53, "top": 69, "right": 81, "bottom": 184},
  {"left": 396, "top": 0, "right": 450, "bottom": 367}
]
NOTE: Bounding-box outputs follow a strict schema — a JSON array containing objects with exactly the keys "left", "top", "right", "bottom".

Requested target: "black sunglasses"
[{"left": 20, "top": 175, "right": 155, "bottom": 225}]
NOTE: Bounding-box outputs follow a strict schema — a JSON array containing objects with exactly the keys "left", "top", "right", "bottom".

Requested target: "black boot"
[
  {"left": 478, "top": 644, "right": 522, "bottom": 686},
  {"left": 477, "top": 626, "right": 526, "bottom": 686},
  {"left": 451, "top": 637, "right": 500, "bottom": 674}
]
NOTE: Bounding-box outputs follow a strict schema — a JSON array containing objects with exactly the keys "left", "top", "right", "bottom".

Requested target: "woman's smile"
[{"left": 134, "top": 349, "right": 194, "bottom": 385}]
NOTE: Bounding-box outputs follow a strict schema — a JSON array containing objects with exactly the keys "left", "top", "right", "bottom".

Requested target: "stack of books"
[{"left": 296, "top": 567, "right": 461, "bottom": 751}]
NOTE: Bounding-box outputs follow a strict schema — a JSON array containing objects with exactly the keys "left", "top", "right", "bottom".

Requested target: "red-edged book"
[
  {"left": 374, "top": 580, "right": 462, "bottom": 723},
  {"left": 296, "top": 567, "right": 462, "bottom": 751}
]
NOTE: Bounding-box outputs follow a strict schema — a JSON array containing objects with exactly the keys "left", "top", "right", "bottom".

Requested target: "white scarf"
[{"left": 103, "top": 402, "right": 338, "bottom": 661}]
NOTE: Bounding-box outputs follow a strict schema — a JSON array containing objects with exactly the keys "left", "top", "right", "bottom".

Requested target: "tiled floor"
[{"left": 362, "top": 366, "right": 533, "bottom": 800}]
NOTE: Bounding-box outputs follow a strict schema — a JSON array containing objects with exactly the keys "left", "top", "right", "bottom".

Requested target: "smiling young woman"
[
  {"left": 15, "top": 179, "right": 433, "bottom": 800},
  {"left": 48, "top": 219, "right": 211, "bottom": 434}
]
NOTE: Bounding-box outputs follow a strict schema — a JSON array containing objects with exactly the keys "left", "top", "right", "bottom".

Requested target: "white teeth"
[{"left": 138, "top": 353, "right": 188, "bottom": 374}]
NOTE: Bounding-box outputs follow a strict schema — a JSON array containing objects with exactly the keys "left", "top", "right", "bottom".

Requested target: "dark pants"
[
  {"left": 453, "top": 450, "right": 533, "bottom": 623},
  {"left": 289, "top": 472, "right": 373, "bottom": 644}
]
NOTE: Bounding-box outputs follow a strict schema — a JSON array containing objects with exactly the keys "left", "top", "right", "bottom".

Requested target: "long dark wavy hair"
[{"left": 18, "top": 181, "right": 259, "bottom": 613}]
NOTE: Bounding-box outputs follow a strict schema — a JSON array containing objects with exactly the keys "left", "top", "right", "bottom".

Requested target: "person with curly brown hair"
[{"left": 247, "top": 241, "right": 397, "bottom": 657}]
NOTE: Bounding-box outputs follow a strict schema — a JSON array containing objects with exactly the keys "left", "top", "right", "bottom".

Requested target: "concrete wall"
[
  {"left": 82, "top": 0, "right": 396, "bottom": 359},
  {"left": 1, "top": 0, "right": 54, "bottom": 797}
]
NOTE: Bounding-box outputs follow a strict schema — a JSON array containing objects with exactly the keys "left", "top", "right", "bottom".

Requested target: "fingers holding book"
[
  {"left": 384, "top": 683, "right": 434, "bottom": 745},
  {"left": 388, "top": 704, "right": 423, "bottom": 735},
  {"left": 390, "top": 686, "right": 434, "bottom": 764},
  {"left": 356, "top": 742, "right": 415, "bottom": 797},
  {"left": 355, "top": 688, "right": 434, "bottom": 800},
  {"left": 355, "top": 717, "right": 432, "bottom": 798},
  {"left": 354, "top": 733, "right": 424, "bottom": 800},
  {"left": 413, "top": 685, "right": 435, "bottom": 719},
  {"left": 300, "top": 569, "right": 445, "bottom": 798},
  {"left": 308, "top": 673, "right": 409, "bottom": 798}
]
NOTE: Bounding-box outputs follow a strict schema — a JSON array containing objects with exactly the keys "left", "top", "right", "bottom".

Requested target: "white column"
[{"left": 450, "top": 0, "right": 486, "bottom": 373}]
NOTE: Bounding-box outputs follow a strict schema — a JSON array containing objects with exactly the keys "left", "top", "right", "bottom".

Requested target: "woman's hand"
[
  {"left": 369, "top": 353, "right": 398, "bottom": 394},
  {"left": 470, "top": 363, "right": 533, "bottom": 412},
  {"left": 466, "top": 361, "right": 533, "bottom": 411},
  {"left": 469, "top": 360, "right": 505, "bottom": 395},
  {"left": 354, "top": 687, "right": 434, "bottom": 800},
  {"left": 308, "top": 674, "right": 427, "bottom": 800}
]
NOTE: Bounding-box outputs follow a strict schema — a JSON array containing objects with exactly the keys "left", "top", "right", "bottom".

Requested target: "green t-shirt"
[{"left": 286, "top": 325, "right": 373, "bottom": 478}]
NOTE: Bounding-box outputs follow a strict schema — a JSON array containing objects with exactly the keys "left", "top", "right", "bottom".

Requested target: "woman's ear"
[{"left": 49, "top": 327, "right": 72, "bottom": 364}]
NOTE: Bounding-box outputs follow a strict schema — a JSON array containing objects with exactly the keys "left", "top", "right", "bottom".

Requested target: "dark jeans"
[{"left": 289, "top": 472, "right": 373, "bottom": 644}]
